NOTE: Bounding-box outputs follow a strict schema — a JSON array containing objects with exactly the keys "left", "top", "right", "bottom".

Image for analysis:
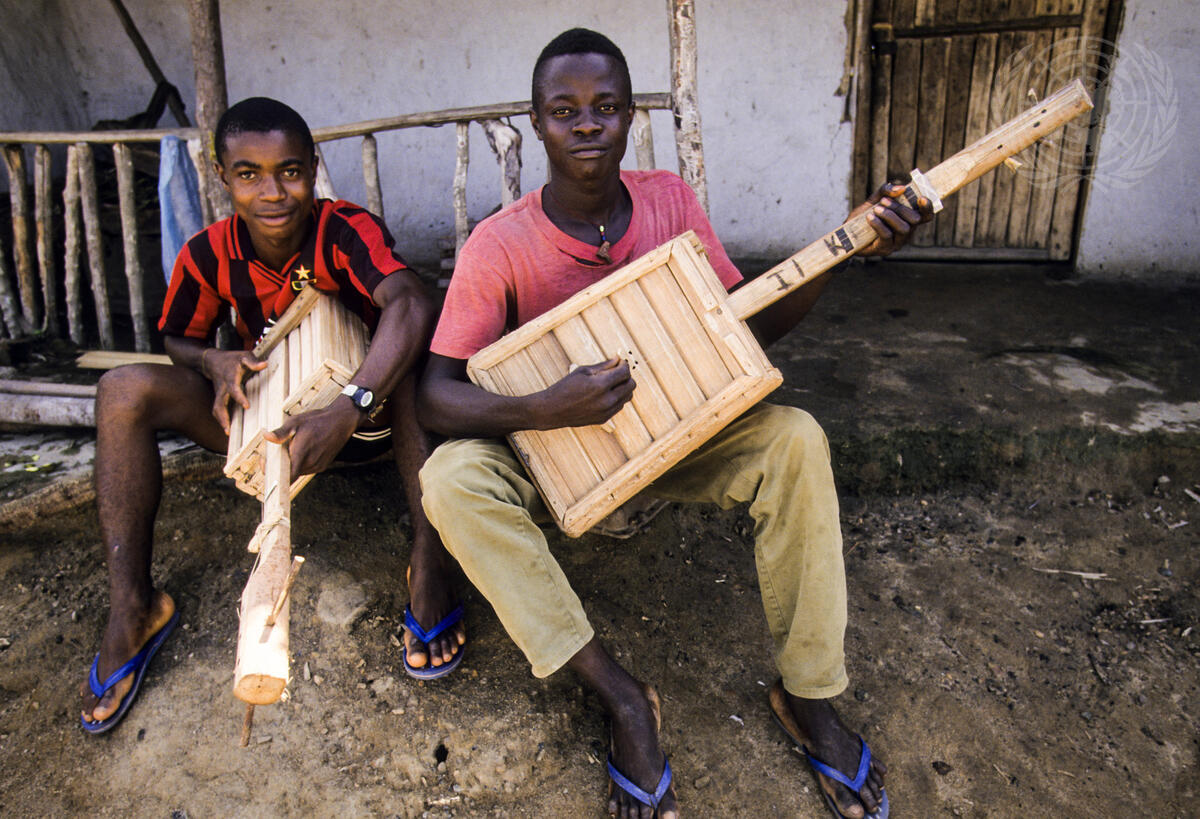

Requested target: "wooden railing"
[{"left": 0, "top": 93, "right": 674, "bottom": 354}]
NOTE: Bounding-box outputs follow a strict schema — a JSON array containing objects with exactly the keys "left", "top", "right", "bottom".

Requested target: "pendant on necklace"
[{"left": 596, "top": 224, "right": 612, "bottom": 263}]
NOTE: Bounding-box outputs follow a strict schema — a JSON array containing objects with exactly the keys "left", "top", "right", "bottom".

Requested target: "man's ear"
[
  {"left": 213, "top": 161, "right": 230, "bottom": 190},
  {"left": 529, "top": 108, "right": 544, "bottom": 141},
  {"left": 310, "top": 149, "right": 319, "bottom": 176}
]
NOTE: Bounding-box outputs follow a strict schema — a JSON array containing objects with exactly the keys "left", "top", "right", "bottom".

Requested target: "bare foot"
[
  {"left": 403, "top": 563, "right": 465, "bottom": 671},
  {"left": 81, "top": 590, "right": 176, "bottom": 725},
  {"left": 606, "top": 684, "right": 678, "bottom": 819},
  {"left": 769, "top": 680, "right": 887, "bottom": 818}
]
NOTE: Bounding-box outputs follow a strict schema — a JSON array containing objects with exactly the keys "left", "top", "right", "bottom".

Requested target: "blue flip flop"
[
  {"left": 768, "top": 679, "right": 889, "bottom": 818},
  {"left": 401, "top": 603, "right": 465, "bottom": 680},
  {"left": 81, "top": 609, "right": 179, "bottom": 735},
  {"left": 804, "top": 740, "right": 890, "bottom": 819},
  {"left": 607, "top": 753, "right": 673, "bottom": 815}
]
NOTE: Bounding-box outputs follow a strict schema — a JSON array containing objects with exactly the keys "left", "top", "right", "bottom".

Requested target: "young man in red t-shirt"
[
  {"left": 81, "top": 98, "right": 465, "bottom": 735},
  {"left": 419, "top": 30, "right": 930, "bottom": 819}
]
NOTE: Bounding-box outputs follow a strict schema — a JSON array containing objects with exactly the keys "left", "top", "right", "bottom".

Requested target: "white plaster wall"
[
  {"left": 1076, "top": 0, "right": 1199, "bottom": 280},
  {"left": 1, "top": 0, "right": 852, "bottom": 267},
  {"left": 0, "top": 0, "right": 91, "bottom": 133}
]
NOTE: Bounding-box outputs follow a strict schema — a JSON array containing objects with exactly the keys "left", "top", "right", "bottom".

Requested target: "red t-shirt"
[
  {"left": 432, "top": 170, "right": 742, "bottom": 360},
  {"left": 160, "top": 199, "right": 406, "bottom": 349}
]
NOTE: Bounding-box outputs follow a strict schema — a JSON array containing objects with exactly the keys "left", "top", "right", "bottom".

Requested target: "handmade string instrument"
[
  {"left": 223, "top": 287, "right": 368, "bottom": 725},
  {"left": 467, "top": 79, "right": 1093, "bottom": 537}
]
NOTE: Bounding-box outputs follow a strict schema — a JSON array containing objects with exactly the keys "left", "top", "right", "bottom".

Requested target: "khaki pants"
[{"left": 420, "top": 403, "right": 849, "bottom": 699}]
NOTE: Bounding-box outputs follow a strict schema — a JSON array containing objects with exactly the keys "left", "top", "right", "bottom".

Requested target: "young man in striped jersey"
[{"left": 81, "top": 97, "right": 465, "bottom": 734}]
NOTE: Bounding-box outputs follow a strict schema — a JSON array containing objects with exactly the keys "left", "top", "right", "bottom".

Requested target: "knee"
[
  {"left": 96, "top": 365, "right": 159, "bottom": 421},
  {"left": 763, "top": 405, "right": 831, "bottom": 463},
  {"left": 419, "top": 440, "right": 502, "bottom": 522}
]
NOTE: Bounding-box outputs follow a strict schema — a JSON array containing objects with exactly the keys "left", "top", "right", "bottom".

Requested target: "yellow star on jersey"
[{"left": 291, "top": 264, "right": 312, "bottom": 291}]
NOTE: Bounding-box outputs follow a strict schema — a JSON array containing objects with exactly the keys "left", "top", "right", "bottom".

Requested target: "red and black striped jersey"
[{"left": 159, "top": 199, "right": 406, "bottom": 348}]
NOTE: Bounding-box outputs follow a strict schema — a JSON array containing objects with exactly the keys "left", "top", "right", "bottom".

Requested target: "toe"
[{"left": 404, "top": 634, "right": 430, "bottom": 669}]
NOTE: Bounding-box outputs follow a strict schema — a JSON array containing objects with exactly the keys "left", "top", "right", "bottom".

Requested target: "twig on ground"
[{"left": 1032, "top": 567, "right": 1110, "bottom": 581}]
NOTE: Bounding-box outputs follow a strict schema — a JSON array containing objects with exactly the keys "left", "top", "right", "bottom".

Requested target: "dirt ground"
[{"left": 1, "top": 264, "right": 1197, "bottom": 817}]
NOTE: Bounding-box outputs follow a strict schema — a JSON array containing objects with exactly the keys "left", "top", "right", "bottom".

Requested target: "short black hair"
[
  {"left": 531, "top": 28, "right": 632, "bottom": 110},
  {"left": 214, "top": 97, "right": 314, "bottom": 165}
]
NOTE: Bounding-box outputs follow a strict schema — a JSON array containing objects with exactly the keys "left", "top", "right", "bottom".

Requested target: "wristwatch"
[{"left": 341, "top": 383, "right": 375, "bottom": 414}]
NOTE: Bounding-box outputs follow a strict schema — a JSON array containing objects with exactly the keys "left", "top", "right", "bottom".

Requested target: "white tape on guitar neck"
[{"left": 909, "top": 169, "right": 944, "bottom": 214}]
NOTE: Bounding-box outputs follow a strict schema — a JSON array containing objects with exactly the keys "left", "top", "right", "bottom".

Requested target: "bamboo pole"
[
  {"left": 76, "top": 143, "right": 115, "bottom": 350},
  {"left": 360, "top": 133, "right": 383, "bottom": 218},
  {"left": 187, "top": 0, "right": 230, "bottom": 220},
  {"left": 3, "top": 145, "right": 38, "bottom": 329},
  {"left": 453, "top": 122, "right": 469, "bottom": 257},
  {"left": 106, "top": 0, "right": 190, "bottom": 126},
  {"left": 481, "top": 119, "right": 521, "bottom": 208},
  {"left": 63, "top": 145, "right": 85, "bottom": 345},
  {"left": 33, "top": 145, "right": 58, "bottom": 335},
  {"left": 113, "top": 143, "right": 151, "bottom": 351},
  {"left": 631, "top": 108, "right": 655, "bottom": 171},
  {"left": 667, "top": 0, "right": 708, "bottom": 212}
]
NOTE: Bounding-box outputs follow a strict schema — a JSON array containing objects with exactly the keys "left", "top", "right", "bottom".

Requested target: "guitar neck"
[{"left": 728, "top": 78, "right": 1093, "bottom": 322}]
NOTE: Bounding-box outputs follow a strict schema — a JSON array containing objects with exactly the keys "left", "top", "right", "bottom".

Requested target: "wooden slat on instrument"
[
  {"left": 473, "top": 364, "right": 573, "bottom": 521},
  {"left": 553, "top": 310, "right": 675, "bottom": 443},
  {"left": 524, "top": 330, "right": 629, "bottom": 475},
  {"left": 937, "top": 35, "right": 975, "bottom": 246},
  {"left": 954, "top": 32, "right": 997, "bottom": 247},
  {"left": 888, "top": 39, "right": 921, "bottom": 182},
  {"left": 665, "top": 239, "right": 756, "bottom": 377},
  {"left": 637, "top": 264, "right": 727, "bottom": 403},
  {"left": 495, "top": 347, "right": 604, "bottom": 502},
  {"left": 913, "top": 36, "right": 950, "bottom": 247}
]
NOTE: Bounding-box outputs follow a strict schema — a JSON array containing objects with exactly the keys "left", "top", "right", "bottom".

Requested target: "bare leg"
[
  {"left": 82, "top": 363, "right": 227, "bottom": 724},
  {"left": 386, "top": 370, "right": 465, "bottom": 668},
  {"left": 567, "top": 638, "right": 678, "bottom": 819}
]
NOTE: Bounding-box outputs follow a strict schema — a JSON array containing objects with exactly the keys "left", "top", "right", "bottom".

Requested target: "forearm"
[
  {"left": 351, "top": 274, "right": 436, "bottom": 400},
  {"left": 163, "top": 334, "right": 209, "bottom": 374},
  {"left": 419, "top": 375, "right": 550, "bottom": 438}
]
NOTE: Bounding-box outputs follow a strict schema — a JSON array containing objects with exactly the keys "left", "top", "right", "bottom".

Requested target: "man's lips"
[
  {"left": 570, "top": 144, "right": 609, "bottom": 158},
  {"left": 256, "top": 209, "right": 296, "bottom": 224}
]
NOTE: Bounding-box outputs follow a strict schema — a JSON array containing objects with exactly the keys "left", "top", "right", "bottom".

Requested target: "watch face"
[{"left": 356, "top": 388, "right": 375, "bottom": 409}]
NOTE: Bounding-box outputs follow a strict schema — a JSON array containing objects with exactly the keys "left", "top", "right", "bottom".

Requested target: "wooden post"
[
  {"left": 360, "top": 133, "right": 384, "bottom": 218},
  {"left": 106, "top": 0, "right": 190, "bottom": 126},
  {"left": 0, "top": 228, "right": 19, "bottom": 339},
  {"left": 63, "top": 145, "right": 85, "bottom": 345},
  {"left": 76, "top": 143, "right": 115, "bottom": 350},
  {"left": 453, "top": 122, "right": 469, "bottom": 257},
  {"left": 113, "top": 143, "right": 151, "bottom": 351},
  {"left": 187, "top": 0, "right": 230, "bottom": 219},
  {"left": 3, "top": 145, "right": 38, "bottom": 330},
  {"left": 667, "top": 0, "right": 708, "bottom": 212},
  {"left": 481, "top": 119, "right": 522, "bottom": 208},
  {"left": 33, "top": 145, "right": 58, "bottom": 335},
  {"left": 313, "top": 144, "right": 336, "bottom": 199},
  {"left": 186, "top": 137, "right": 216, "bottom": 226},
  {"left": 631, "top": 108, "right": 655, "bottom": 171}
]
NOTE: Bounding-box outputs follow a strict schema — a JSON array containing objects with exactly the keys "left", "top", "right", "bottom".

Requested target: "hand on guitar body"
[
  {"left": 532, "top": 357, "right": 635, "bottom": 430},
  {"left": 263, "top": 397, "right": 362, "bottom": 480},
  {"left": 201, "top": 348, "right": 268, "bottom": 436}
]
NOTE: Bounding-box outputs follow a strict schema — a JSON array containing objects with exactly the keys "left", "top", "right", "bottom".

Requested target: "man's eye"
[
  {"left": 598, "top": 103, "right": 618, "bottom": 113},
  {"left": 552, "top": 107, "right": 572, "bottom": 118},
  {"left": 281, "top": 168, "right": 299, "bottom": 179},
  {"left": 238, "top": 171, "right": 256, "bottom": 181}
]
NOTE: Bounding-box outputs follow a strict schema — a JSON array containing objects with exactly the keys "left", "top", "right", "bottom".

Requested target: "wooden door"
[{"left": 852, "top": 0, "right": 1118, "bottom": 260}]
